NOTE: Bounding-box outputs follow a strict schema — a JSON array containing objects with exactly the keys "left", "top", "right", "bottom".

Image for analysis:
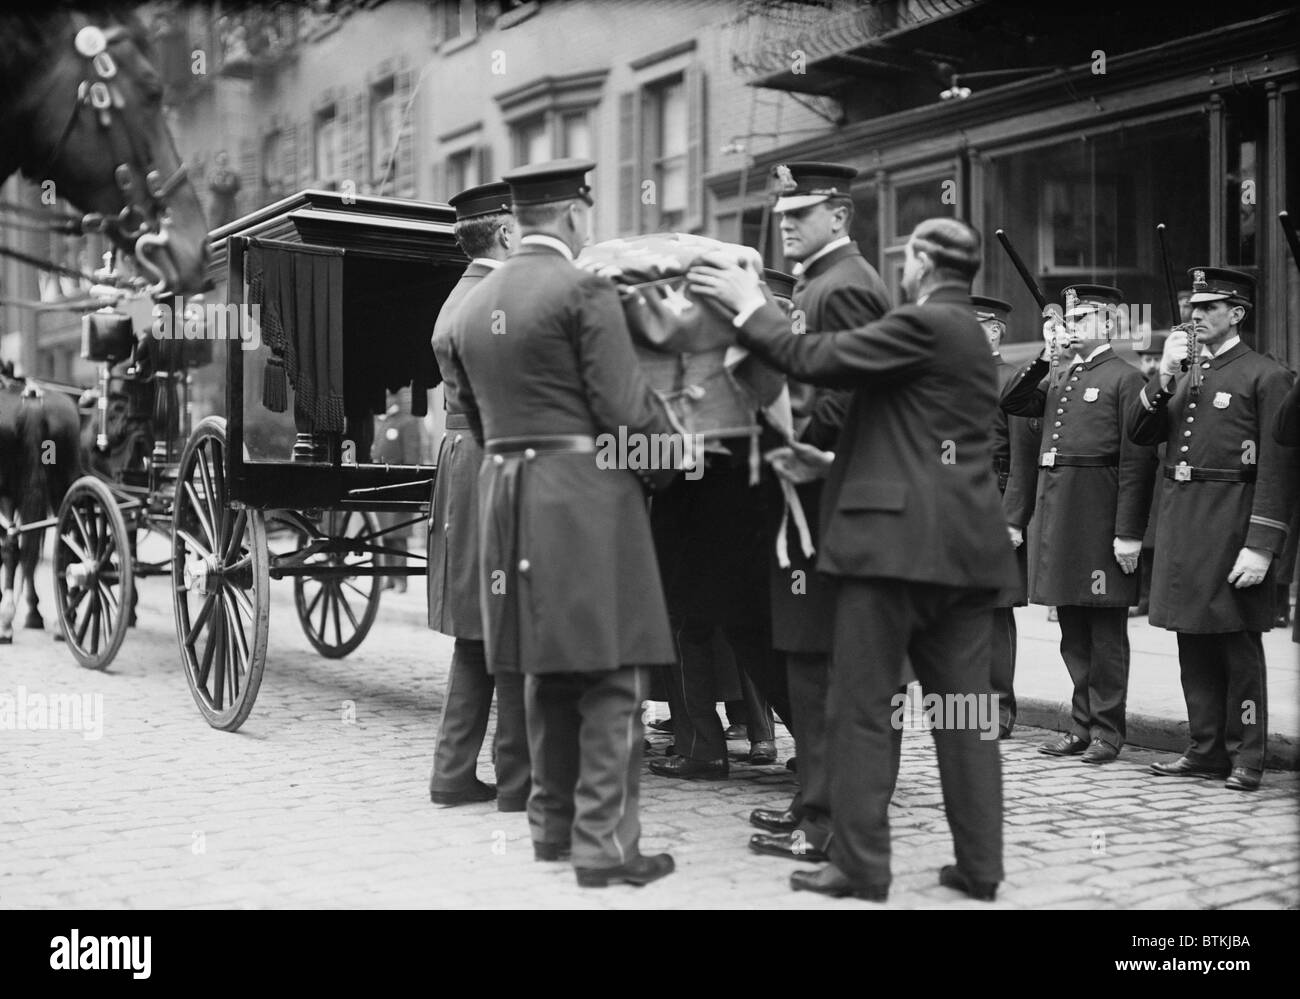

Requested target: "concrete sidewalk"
[{"left": 1012, "top": 607, "right": 1300, "bottom": 769}]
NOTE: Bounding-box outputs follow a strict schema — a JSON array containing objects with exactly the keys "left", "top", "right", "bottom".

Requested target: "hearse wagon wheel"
[
  {"left": 53, "top": 476, "right": 135, "bottom": 670},
  {"left": 172, "top": 416, "right": 269, "bottom": 731},
  {"left": 292, "top": 508, "right": 383, "bottom": 659}
]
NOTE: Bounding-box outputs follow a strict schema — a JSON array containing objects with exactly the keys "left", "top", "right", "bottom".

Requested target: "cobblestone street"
[{"left": 2, "top": 566, "right": 1296, "bottom": 910}]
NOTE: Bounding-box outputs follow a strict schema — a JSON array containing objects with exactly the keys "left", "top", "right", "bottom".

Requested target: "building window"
[
  {"left": 446, "top": 147, "right": 478, "bottom": 196},
  {"left": 315, "top": 103, "right": 341, "bottom": 185},
  {"left": 559, "top": 111, "right": 591, "bottom": 161},
  {"left": 643, "top": 75, "right": 687, "bottom": 231},
  {"left": 370, "top": 76, "right": 399, "bottom": 188},
  {"left": 442, "top": 0, "right": 475, "bottom": 42},
  {"left": 261, "top": 130, "right": 284, "bottom": 204},
  {"left": 512, "top": 114, "right": 548, "bottom": 167}
]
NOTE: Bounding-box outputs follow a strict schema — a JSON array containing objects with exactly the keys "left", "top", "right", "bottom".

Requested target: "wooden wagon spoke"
[
  {"left": 185, "top": 591, "right": 218, "bottom": 647},
  {"left": 60, "top": 531, "right": 91, "bottom": 565},
  {"left": 302, "top": 580, "right": 327, "bottom": 621},
  {"left": 210, "top": 599, "right": 227, "bottom": 710},
  {"left": 74, "top": 590, "right": 97, "bottom": 646},
  {"left": 341, "top": 579, "right": 369, "bottom": 600},
  {"left": 196, "top": 610, "right": 218, "bottom": 688},
  {"left": 176, "top": 528, "right": 213, "bottom": 562},
  {"left": 222, "top": 508, "right": 247, "bottom": 563},
  {"left": 96, "top": 580, "right": 119, "bottom": 622},
  {"left": 334, "top": 583, "right": 361, "bottom": 631},
  {"left": 229, "top": 586, "right": 255, "bottom": 621},
  {"left": 183, "top": 482, "right": 217, "bottom": 548},
  {"left": 222, "top": 590, "right": 249, "bottom": 677},
  {"left": 330, "top": 585, "right": 343, "bottom": 648},
  {"left": 65, "top": 583, "right": 90, "bottom": 615}
]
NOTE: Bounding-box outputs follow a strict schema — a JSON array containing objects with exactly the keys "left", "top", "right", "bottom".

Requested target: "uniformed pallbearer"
[
  {"left": 1001, "top": 285, "right": 1157, "bottom": 764},
  {"left": 744, "top": 161, "right": 890, "bottom": 864},
  {"left": 444, "top": 158, "right": 678, "bottom": 885},
  {"left": 1129, "top": 267, "right": 1298, "bottom": 791},
  {"left": 427, "top": 182, "right": 530, "bottom": 810}
]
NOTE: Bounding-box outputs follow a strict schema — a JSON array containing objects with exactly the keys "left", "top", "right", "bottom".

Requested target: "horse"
[
  {"left": 0, "top": 366, "right": 84, "bottom": 642},
  {"left": 0, "top": 4, "right": 211, "bottom": 643}
]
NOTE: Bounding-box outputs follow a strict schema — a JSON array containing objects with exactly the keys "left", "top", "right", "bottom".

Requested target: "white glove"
[
  {"left": 1113, "top": 536, "right": 1141, "bottom": 575},
  {"left": 1007, "top": 525, "right": 1023, "bottom": 549},
  {"left": 1160, "top": 329, "right": 1192, "bottom": 379},
  {"left": 1227, "top": 547, "right": 1272, "bottom": 589}
]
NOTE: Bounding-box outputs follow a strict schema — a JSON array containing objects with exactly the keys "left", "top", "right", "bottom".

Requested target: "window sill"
[
  {"left": 438, "top": 34, "right": 477, "bottom": 56},
  {"left": 497, "top": 2, "right": 539, "bottom": 30}
]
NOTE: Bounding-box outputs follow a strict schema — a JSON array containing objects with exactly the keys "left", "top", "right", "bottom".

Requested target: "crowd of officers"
[{"left": 421, "top": 155, "right": 1299, "bottom": 901}]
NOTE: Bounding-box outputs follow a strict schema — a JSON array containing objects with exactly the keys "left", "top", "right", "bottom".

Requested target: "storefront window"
[{"left": 983, "top": 116, "right": 1209, "bottom": 343}]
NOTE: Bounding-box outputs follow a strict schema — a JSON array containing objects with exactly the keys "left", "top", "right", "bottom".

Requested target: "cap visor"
[
  {"left": 774, "top": 194, "right": 828, "bottom": 213},
  {"left": 1187, "top": 291, "right": 1230, "bottom": 303}
]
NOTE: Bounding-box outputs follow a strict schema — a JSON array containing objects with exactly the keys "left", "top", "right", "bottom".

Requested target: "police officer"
[
  {"left": 373, "top": 387, "right": 422, "bottom": 592},
  {"left": 1132, "top": 331, "right": 1168, "bottom": 617},
  {"left": 744, "top": 161, "right": 890, "bottom": 863},
  {"left": 1002, "top": 285, "right": 1157, "bottom": 764},
  {"left": 427, "top": 181, "right": 530, "bottom": 810},
  {"left": 1130, "top": 268, "right": 1298, "bottom": 791},
  {"left": 976, "top": 296, "right": 1030, "bottom": 739},
  {"left": 444, "top": 158, "right": 678, "bottom": 885}
]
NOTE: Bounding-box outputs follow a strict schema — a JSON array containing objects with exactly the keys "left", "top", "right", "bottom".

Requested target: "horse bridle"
[{"left": 34, "top": 18, "right": 190, "bottom": 248}]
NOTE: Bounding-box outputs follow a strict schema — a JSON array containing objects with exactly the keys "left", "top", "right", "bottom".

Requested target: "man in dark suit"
[
  {"left": 1129, "top": 267, "right": 1297, "bottom": 791},
  {"left": 744, "top": 162, "right": 890, "bottom": 864},
  {"left": 1001, "top": 286, "right": 1158, "bottom": 765},
  {"left": 1131, "top": 332, "right": 1167, "bottom": 617},
  {"left": 444, "top": 159, "right": 678, "bottom": 886},
  {"left": 690, "top": 217, "right": 1017, "bottom": 902},
  {"left": 427, "top": 182, "right": 530, "bottom": 810},
  {"left": 975, "top": 297, "right": 1030, "bottom": 739}
]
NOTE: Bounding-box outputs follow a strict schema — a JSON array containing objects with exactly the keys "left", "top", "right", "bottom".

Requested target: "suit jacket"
[
  {"left": 736, "top": 283, "right": 1017, "bottom": 591},
  {"left": 1128, "top": 341, "right": 1298, "bottom": 632},
  {"left": 1002, "top": 348, "right": 1157, "bottom": 606},
  {"left": 771, "top": 241, "right": 889, "bottom": 653},
  {"left": 1272, "top": 373, "right": 1300, "bottom": 643},
  {"left": 445, "top": 242, "right": 677, "bottom": 673},
  {"left": 992, "top": 356, "right": 1032, "bottom": 608},
  {"left": 427, "top": 261, "right": 492, "bottom": 638}
]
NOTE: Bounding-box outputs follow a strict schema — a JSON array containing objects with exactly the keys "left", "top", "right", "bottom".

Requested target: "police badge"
[
  {"left": 1193, "top": 269, "right": 1207, "bottom": 291},
  {"left": 1083, "top": 387, "right": 1100, "bottom": 402},
  {"left": 773, "top": 164, "right": 797, "bottom": 193},
  {"left": 1213, "top": 391, "right": 1231, "bottom": 408}
]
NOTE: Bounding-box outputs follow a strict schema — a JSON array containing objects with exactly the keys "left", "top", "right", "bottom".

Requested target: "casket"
[{"left": 577, "top": 234, "right": 784, "bottom": 441}]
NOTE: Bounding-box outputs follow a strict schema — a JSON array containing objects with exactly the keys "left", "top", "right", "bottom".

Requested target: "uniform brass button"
[
  {"left": 1188, "top": 402, "right": 1197, "bottom": 409},
  {"left": 1054, "top": 421, "right": 1062, "bottom": 427},
  {"left": 455, "top": 434, "right": 463, "bottom": 443},
  {"left": 1186, "top": 417, "right": 1194, "bottom": 423},
  {"left": 1065, "top": 385, "right": 1074, "bottom": 391},
  {"left": 1049, "top": 446, "right": 1058, "bottom": 452},
  {"left": 1180, "top": 445, "right": 1189, "bottom": 452},
  {"left": 1184, "top": 430, "right": 1192, "bottom": 437},
  {"left": 1060, "top": 397, "right": 1068, "bottom": 404},
  {"left": 1202, "top": 362, "right": 1210, "bottom": 369},
  {"left": 1051, "top": 434, "right": 1060, "bottom": 440},
  {"left": 1056, "top": 409, "right": 1064, "bottom": 415},
  {"left": 493, "top": 454, "right": 504, "bottom": 465},
  {"left": 444, "top": 521, "right": 450, "bottom": 531},
  {"left": 518, "top": 559, "right": 530, "bottom": 572},
  {"left": 524, "top": 448, "right": 537, "bottom": 460}
]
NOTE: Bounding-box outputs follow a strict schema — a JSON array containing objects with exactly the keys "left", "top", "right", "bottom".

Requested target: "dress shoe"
[
  {"left": 1080, "top": 739, "right": 1119, "bottom": 765},
  {"left": 648, "top": 755, "right": 728, "bottom": 779},
  {"left": 1224, "top": 767, "right": 1262, "bottom": 791},
  {"left": 534, "top": 841, "right": 572, "bottom": 862},
  {"left": 575, "top": 853, "right": 674, "bottom": 887},
  {"left": 749, "top": 807, "right": 799, "bottom": 833},
  {"left": 1149, "top": 756, "right": 1230, "bottom": 779},
  {"left": 723, "top": 723, "right": 747, "bottom": 740},
  {"left": 790, "top": 864, "right": 887, "bottom": 902},
  {"left": 1038, "top": 733, "right": 1088, "bottom": 757},
  {"left": 998, "top": 726, "right": 1013, "bottom": 740},
  {"left": 747, "top": 740, "right": 777, "bottom": 765},
  {"left": 648, "top": 718, "right": 674, "bottom": 733},
  {"left": 497, "top": 795, "right": 528, "bottom": 813},
  {"left": 939, "top": 864, "right": 998, "bottom": 901},
  {"left": 786, "top": 756, "right": 798, "bottom": 772},
  {"left": 430, "top": 779, "right": 497, "bottom": 806},
  {"left": 749, "top": 832, "right": 827, "bottom": 863}
]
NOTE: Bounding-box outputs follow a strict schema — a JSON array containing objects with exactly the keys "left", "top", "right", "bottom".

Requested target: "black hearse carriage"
[{"left": 173, "top": 190, "right": 464, "bottom": 730}]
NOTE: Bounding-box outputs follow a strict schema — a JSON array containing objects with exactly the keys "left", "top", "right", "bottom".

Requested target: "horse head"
[{"left": 11, "top": 9, "right": 210, "bottom": 295}]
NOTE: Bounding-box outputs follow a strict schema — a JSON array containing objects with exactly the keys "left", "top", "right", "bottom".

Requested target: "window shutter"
[
  {"left": 395, "top": 69, "right": 416, "bottom": 197},
  {"left": 282, "top": 122, "right": 297, "bottom": 196},
  {"left": 684, "top": 63, "right": 705, "bottom": 233},
  {"left": 239, "top": 138, "right": 256, "bottom": 215},
  {"left": 350, "top": 91, "right": 368, "bottom": 191},
  {"left": 478, "top": 144, "right": 493, "bottom": 186},
  {"left": 337, "top": 94, "right": 353, "bottom": 189},
  {"left": 617, "top": 90, "right": 640, "bottom": 235},
  {"left": 300, "top": 118, "right": 314, "bottom": 187}
]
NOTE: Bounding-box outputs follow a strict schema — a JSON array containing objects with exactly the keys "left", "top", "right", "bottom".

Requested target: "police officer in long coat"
[
  {"left": 744, "top": 162, "right": 890, "bottom": 864},
  {"left": 444, "top": 158, "right": 678, "bottom": 886},
  {"left": 1002, "top": 285, "right": 1157, "bottom": 764},
  {"left": 976, "top": 297, "right": 1032, "bottom": 739},
  {"left": 427, "top": 182, "right": 530, "bottom": 810},
  {"left": 1130, "top": 267, "right": 1298, "bottom": 791}
]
